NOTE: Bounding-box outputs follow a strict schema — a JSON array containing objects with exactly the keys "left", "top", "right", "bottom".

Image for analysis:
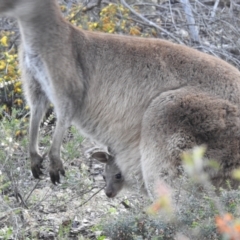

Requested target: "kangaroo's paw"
[
  {"left": 31, "top": 153, "right": 44, "bottom": 179},
  {"left": 49, "top": 158, "right": 65, "bottom": 184}
]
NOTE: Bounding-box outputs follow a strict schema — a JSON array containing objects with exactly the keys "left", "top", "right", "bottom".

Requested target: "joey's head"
[{"left": 91, "top": 151, "right": 124, "bottom": 198}]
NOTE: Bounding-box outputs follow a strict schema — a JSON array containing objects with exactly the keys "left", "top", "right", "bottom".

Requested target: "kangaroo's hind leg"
[{"left": 140, "top": 87, "right": 240, "bottom": 197}]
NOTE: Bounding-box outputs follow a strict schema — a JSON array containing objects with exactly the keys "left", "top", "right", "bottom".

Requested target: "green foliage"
[
  {"left": 101, "top": 213, "right": 175, "bottom": 240},
  {"left": 63, "top": 126, "right": 84, "bottom": 160},
  {"left": 98, "top": 147, "right": 240, "bottom": 240},
  {"left": 99, "top": 182, "right": 240, "bottom": 239},
  {"left": 0, "top": 107, "right": 28, "bottom": 164},
  {"left": 0, "top": 226, "right": 13, "bottom": 240},
  {"left": 58, "top": 220, "right": 72, "bottom": 240}
]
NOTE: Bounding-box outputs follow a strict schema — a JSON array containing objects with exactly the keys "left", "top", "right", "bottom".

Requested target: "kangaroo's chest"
[{"left": 24, "top": 50, "right": 54, "bottom": 103}]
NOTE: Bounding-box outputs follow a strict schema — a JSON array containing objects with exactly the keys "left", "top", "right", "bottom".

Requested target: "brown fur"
[{"left": 1, "top": 0, "right": 240, "bottom": 196}]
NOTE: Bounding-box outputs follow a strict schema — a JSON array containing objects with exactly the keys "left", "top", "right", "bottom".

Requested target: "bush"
[{"left": 100, "top": 147, "right": 240, "bottom": 240}]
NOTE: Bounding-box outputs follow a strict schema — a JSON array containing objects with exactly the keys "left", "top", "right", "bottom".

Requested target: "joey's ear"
[
  {"left": 107, "top": 146, "right": 112, "bottom": 154},
  {"left": 91, "top": 151, "right": 110, "bottom": 163}
]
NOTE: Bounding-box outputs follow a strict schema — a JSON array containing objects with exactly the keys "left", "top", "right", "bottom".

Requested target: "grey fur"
[{"left": 1, "top": 0, "right": 240, "bottom": 195}]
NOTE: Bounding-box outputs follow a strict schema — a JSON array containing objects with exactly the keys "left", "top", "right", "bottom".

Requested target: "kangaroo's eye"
[
  {"left": 102, "top": 175, "right": 106, "bottom": 181},
  {"left": 115, "top": 173, "right": 122, "bottom": 180}
]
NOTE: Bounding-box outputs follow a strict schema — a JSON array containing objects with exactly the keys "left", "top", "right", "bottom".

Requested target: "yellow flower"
[
  {"left": 14, "top": 81, "right": 22, "bottom": 88},
  {"left": 15, "top": 130, "right": 22, "bottom": 137},
  {"left": 101, "top": 7, "right": 107, "bottom": 14},
  {"left": 129, "top": 27, "right": 141, "bottom": 36},
  {"left": 102, "top": 22, "right": 115, "bottom": 33},
  {"left": 102, "top": 16, "right": 110, "bottom": 24},
  {"left": 15, "top": 88, "right": 22, "bottom": 94},
  {"left": 15, "top": 130, "right": 27, "bottom": 138},
  {"left": 108, "top": 29, "right": 114, "bottom": 33},
  {"left": 14, "top": 99, "right": 23, "bottom": 106},
  {"left": 7, "top": 65, "right": 15, "bottom": 76},
  {"left": 7, "top": 54, "right": 15, "bottom": 62},
  {"left": 3, "top": 104, "right": 8, "bottom": 111},
  {"left": 0, "top": 36, "right": 8, "bottom": 47},
  {"left": 60, "top": 5, "right": 67, "bottom": 12},
  {"left": 0, "top": 60, "right": 6, "bottom": 70},
  {"left": 232, "top": 168, "right": 240, "bottom": 180}
]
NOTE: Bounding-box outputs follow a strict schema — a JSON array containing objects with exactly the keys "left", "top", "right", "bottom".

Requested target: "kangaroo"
[{"left": 1, "top": 0, "right": 240, "bottom": 197}]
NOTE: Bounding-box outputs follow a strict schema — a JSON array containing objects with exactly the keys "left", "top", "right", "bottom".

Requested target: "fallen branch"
[
  {"left": 210, "top": 0, "right": 220, "bottom": 21},
  {"left": 82, "top": 0, "right": 102, "bottom": 12},
  {"left": 180, "top": 0, "right": 200, "bottom": 43},
  {"left": 77, "top": 185, "right": 105, "bottom": 208},
  {"left": 25, "top": 179, "right": 41, "bottom": 204},
  {"left": 120, "top": 0, "right": 184, "bottom": 45}
]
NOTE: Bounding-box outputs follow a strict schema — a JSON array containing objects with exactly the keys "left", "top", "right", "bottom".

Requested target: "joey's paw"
[
  {"left": 31, "top": 154, "right": 44, "bottom": 179},
  {"left": 49, "top": 160, "right": 65, "bottom": 184}
]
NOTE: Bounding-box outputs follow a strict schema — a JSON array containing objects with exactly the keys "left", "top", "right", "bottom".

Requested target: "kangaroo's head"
[{"left": 91, "top": 151, "right": 124, "bottom": 198}]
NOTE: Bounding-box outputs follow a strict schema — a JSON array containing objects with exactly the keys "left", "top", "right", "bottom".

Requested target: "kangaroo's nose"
[{"left": 105, "top": 190, "right": 114, "bottom": 198}]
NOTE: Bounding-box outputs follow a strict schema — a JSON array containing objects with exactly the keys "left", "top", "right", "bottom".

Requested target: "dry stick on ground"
[
  {"left": 68, "top": 0, "right": 102, "bottom": 22},
  {"left": 24, "top": 179, "right": 41, "bottom": 203},
  {"left": 210, "top": 0, "right": 220, "bottom": 21},
  {"left": 3, "top": 162, "right": 28, "bottom": 208},
  {"left": 55, "top": 186, "right": 100, "bottom": 210},
  {"left": 132, "top": 2, "right": 170, "bottom": 11},
  {"left": 82, "top": 0, "right": 102, "bottom": 12},
  {"left": 14, "top": 189, "right": 28, "bottom": 209},
  {"left": 120, "top": 0, "right": 184, "bottom": 44},
  {"left": 77, "top": 185, "right": 105, "bottom": 209},
  {"left": 179, "top": 0, "right": 200, "bottom": 43},
  {"left": 168, "top": 0, "right": 177, "bottom": 31}
]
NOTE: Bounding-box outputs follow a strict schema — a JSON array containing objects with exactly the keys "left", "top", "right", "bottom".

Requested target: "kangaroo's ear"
[{"left": 91, "top": 151, "right": 110, "bottom": 163}]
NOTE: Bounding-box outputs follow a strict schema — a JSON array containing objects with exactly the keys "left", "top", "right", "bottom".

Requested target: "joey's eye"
[
  {"left": 102, "top": 175, "right": 106, "bottom": 181},
  {"left": 115, "top": 173, "right": 122, "bottom": 180}
]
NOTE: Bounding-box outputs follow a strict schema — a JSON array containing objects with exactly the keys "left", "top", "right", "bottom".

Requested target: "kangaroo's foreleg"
[{"left": 48, "top": 115, "right": 69, "bottom": 184}]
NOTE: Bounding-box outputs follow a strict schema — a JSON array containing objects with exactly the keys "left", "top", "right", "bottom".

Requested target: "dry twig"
[
  {"left": 180, "top": 0, "right": 200, "bottom": 42},
  {"left": 120, "top": 0, "right": 184, "bottom": 44}
]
